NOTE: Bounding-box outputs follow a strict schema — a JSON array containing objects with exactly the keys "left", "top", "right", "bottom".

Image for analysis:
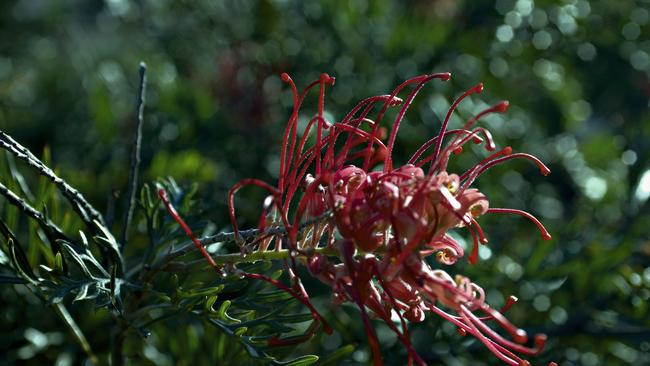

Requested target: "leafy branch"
[{"left": 0, "top": 131, "right": 107, "bottom": 228}]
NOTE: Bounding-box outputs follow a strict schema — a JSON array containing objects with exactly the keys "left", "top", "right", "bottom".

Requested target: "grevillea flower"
[{"left": 160, "top": 71, "right": 557, "bottom": 366}]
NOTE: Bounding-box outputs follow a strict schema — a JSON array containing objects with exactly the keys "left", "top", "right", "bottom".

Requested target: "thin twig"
[
  {"left": 121, "top": 62, "right": 147, "bottom": 251},
  {"left": 0, "top": 181, "right": 71, "bottom": 242},
  {"left": 0, "top": 132, "right": 106, "bottom": 228}
]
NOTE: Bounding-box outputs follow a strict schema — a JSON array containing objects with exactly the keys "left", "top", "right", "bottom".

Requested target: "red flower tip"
[
  {"left": 503, "top": 146, "right": 513, "bottom": 155},
  {"left": 548, "top": 363, "right": 558, "bottom": 366},
  {"left": 320, "top": 73, "right": 335, "bottom": 85},
  {"left": 280, "top": 72, "right": 291, "bottom": 83},
  {"left": 534, "top": 333, "right": 548, "bottom": 352},
  {"left": 457, "top": 327, "right": 467, "bottom": 336},
  {"left": 471, "top": 82, "right": 484, "bottom": 94},
  {"left": 495, "top": 100, "right": 510, "bottom": 113},
  {"left": 437, "top": 72, "right": 452, "bottom": 81},
  {"left": 514, "top": 328, "right": 528, "bottom": 344},
  {"left": 502, "top": 295, "right": 519, "bottom": 312}
]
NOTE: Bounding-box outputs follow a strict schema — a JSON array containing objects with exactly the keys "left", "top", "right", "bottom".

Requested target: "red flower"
[{"left": 163, "top": 71, "right": 557, "bottom": 366}]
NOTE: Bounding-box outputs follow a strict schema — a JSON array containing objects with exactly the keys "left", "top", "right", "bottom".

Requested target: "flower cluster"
[{"left": 161, "top": 71, "right": 556, "bottom": 366}]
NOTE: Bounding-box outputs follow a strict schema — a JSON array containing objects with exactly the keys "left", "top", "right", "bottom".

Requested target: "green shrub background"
[{"left": 1, "top": 0, "right": 649, "bottom": 365}]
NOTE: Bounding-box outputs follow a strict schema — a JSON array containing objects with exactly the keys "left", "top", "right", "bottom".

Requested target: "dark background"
[{"left": 1, "top": 0, "right": 650, "bottom": 365}]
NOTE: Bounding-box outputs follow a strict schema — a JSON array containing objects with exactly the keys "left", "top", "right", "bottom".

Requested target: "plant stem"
[
  {"left": 183, "top": 246, "right": 339, "bottom": 267},
  {"left": 0, "top": 131, "right": 106, "bottom": 227},
  {"left": 0, "top": 181, "right": 71, "bottom": 243},
  {"left": 121, "top": 62, "right": 147, "bottom": 251}
]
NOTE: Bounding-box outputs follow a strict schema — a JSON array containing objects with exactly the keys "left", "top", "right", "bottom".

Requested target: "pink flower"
[{"left": 164, "top": 71, "right": 557, "bottom": 366}]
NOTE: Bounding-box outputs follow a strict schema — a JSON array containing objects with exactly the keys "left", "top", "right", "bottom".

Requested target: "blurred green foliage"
[{"left": 2, "top": 0, "right": 650, "bottom": 365}]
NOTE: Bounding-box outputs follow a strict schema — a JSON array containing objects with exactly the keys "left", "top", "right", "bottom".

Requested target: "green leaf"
[
  {"left": 59, "top": 242, "right": 95, "bottom": 279},
  {"left": 186, "top": 284, "right": 225, "bottom": 298},
  {"left": 220, "top": 278, "right": 248, "bottom": 292},
  {"left": 140, "top": 183, "right": 152, "bottom": 210},
  {"left": 205, "top": 295, "right": 218, "bottom": 313},
  {"left": 91, "top": 220, "right": 123, "bottom": 266},
  {"left": 0, "top": 220, "right": 38, "bottom": 282},
  {"left": 316, "top": 344, "right": 355, "bottom": 366},
  {"left": 7, "top": 238, "right": 38, "bottom": 284},
  {"left": 264, "top": 320, "right": 294, "bottom": 334},
  {"left": 254, "top": 289, "right": 294, "bottom": 303},
  {"left": 6, "top": 152, "right": 34, "bottom": 201},
  {"left": 54, "top": 252, "right": 64, "bottom": 274},
  {"left": 217, "top": 300, "right": 241, "bottom": 323},
  {"left": 73, "top": 283, "right": 90, "bottom": 302},
  {"left": 277, "top": 355, "right": 319, "bottom": 366},
  {"left": 240, "top": 260, "right": 273, "bottom": 273},
  {"left": 234, "top": 326, "right": 248, "bottom": 337},
  {"left": 59, "top": 240, "right": 108, "bottom": 278},
  {"left": 276, "top": 313, "right": 316, "bottom": 324}
]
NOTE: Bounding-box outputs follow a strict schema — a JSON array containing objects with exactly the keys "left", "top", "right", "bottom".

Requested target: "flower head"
[{"left": 169, "top": 70, "right": 556, "bottom": 366}]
